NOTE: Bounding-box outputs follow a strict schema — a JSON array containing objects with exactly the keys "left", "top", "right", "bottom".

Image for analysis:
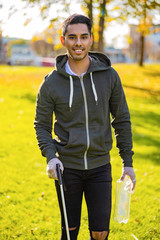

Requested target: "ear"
[{"left": 60, "top": 36, "right": 65, "bottom": 47}]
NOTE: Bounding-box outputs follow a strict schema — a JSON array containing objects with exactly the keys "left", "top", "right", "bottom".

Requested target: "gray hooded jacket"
[{"left": 34, "top": 52, "right": 134, "bottom": 170}]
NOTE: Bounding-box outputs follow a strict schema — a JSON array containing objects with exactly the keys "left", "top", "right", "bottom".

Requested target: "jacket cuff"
[
  {"left": 120, "top": 151, "right": 134, "bottom": 167},
  {"left": 42, "top": 148, "right": 57, "bottom": 163}
]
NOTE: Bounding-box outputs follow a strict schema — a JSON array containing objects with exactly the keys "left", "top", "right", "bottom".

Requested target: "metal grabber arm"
[{"left": 56, "top": 164, "right": 70, "bottom": 240}]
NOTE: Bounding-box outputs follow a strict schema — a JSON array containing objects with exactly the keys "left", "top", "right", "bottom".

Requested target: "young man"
[{"left": 34, "top": 14, "right": 136, "bottom": 240}]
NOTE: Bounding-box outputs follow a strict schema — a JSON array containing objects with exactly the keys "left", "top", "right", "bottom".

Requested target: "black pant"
[{"left": 55, "top": 163, "right": 112, "bottom": 240}]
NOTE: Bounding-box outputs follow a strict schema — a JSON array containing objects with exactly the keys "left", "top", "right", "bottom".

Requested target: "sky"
[{"left": 0, "top": 0, "right": 137, "bottom": 49}]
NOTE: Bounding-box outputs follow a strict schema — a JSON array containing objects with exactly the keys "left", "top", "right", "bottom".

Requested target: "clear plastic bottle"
[{"left": 114, "top": 177, "right": 134, "bottom": 224}]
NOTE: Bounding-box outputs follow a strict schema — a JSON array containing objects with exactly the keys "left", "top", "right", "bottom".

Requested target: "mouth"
[{"left": 73, "top": 48, "right": 84, "bottom": 54}]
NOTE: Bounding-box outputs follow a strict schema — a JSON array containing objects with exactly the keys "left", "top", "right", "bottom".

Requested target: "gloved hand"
[
  {"left": 120, "top": 167, "right": 136, "bottom": 191},
  {"left": 47, "top": 158, "right": 64, "bottom": 180}
]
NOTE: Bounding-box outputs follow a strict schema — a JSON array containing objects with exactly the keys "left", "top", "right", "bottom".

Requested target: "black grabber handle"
[{"left": 56, "top": 163, "right": 63, "bottom": 185}]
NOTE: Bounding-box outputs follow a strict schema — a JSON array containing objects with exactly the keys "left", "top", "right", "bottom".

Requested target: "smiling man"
[
  {"left": 60, "top": 21, "right": 93, "bottom": 76},
  {"left": 34, "top": 14, "right": 136, "bottom": 240}
]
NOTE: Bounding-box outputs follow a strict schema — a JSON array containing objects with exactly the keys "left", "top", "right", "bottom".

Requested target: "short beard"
[{"left": 69, "top": 52, "right": 88, "bottom": 61}]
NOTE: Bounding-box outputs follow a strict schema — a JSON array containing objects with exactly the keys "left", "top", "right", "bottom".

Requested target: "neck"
[{"left": 68, "top": 55, "right": 90, "bottom": 76}]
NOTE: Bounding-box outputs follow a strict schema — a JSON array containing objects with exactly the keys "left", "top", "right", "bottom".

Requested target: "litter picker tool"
[{"left": 56, "top": 164, "right": 70, "bottom": 240}]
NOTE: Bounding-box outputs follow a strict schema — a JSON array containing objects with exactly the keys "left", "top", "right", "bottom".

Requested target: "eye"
[
  {"left": 82, "top": 36, "right": 87, "bottom": 39},
  {"left": 69, "top": 36, "right": 75, "bottom": 40}
]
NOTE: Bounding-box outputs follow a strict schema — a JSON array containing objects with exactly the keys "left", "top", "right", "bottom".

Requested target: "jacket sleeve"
[
  {"left": 34, "top": 79, "right": 57, "bottom": 163},
  {"left": 109, "top": 69, "right": 134, "bottom": 167}
]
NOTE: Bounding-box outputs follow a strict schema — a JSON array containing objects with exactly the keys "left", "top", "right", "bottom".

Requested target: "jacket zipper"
[{"left": 80, "top": 76, "right": 90, "bottom": 170}]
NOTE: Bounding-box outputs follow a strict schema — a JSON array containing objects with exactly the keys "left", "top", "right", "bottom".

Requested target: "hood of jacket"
[{"left": 55, "top": 51, "right": 111, "bottom": 77}]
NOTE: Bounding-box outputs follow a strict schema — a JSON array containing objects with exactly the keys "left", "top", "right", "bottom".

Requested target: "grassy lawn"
[{"left": 0, "top": 64, "right": 160, "bottom": 240}]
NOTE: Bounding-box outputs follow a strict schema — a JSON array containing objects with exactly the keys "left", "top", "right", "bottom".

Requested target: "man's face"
[{"left": 60, "top": 23, "right": 92, "bottom": 61}]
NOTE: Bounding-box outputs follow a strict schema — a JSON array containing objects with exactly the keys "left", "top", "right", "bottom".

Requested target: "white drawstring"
[
  {"left": 69, "top": 75, "right": 74, "bottom": 109},
  {"left": 69, "top": 73, "right": 98, "bottom": 110},
  {"left": 90, "top": 72, "right": 98, "bottom": 104}
]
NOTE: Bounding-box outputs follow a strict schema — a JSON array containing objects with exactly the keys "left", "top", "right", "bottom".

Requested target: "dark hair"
[{"left": 62, "top": 14, "right": 92, "bottom": 36}]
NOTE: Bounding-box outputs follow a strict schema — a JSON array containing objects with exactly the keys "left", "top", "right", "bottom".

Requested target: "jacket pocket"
[
  {"left": 66, "top": 127, "right": 86, "bottom": 152},
  {"left": 55, "top": 127, "right": 87, "bottom": 156},
  {"left": 89, "top": 126, "right": 110, "bottom": 155}
]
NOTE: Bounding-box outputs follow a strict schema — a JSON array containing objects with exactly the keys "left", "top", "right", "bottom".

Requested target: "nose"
[{"left": 75, "top": 37, "right": 82, "bottom": 46}]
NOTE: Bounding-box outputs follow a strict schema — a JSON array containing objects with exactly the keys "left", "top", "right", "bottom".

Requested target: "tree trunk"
[
  {"left": 0, "top": 30, "right": 2, "bottom": 53},
  {"left": 139, "top": 0, "right": 146, "bottom": 66},
  {"left": 139, "top": 33, "right": 145, "bottom": 66},
  {"left": 86, "top": 0, "right": 95, "bottom": 51},
  {"left": 87, "top": 0, "right": 93, "bottom": 25},
  {"left": 98, "top": 0, "right": 106, "bottom": 52}
]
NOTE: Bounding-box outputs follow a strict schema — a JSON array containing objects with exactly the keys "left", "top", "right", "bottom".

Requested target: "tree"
[
  {"left": 21, "top": 0, "right": 159, "bottom": 58},
  {"left": 31, "top": 23, "right": 65, "bottom": 56},
  {"left": 98, "top": 0, "right": 107, "bottom": 52},
  {"left": 22, "top": 0, "right": 111, "bottom": 52},
  {"left": 119, "top": 0, "right": 160, "bottom": 66},
  {"left": 0, "top": 4, "right": 2, "bottom": 61},
  {"left": 81, "top": 0, "right": 94, "bottom": 50},
  {"left": 81, "top": 0, "right": 109, "bottom": 52},
  {"left": 22, "top": 0, "right": 70, "bottom": 21}
]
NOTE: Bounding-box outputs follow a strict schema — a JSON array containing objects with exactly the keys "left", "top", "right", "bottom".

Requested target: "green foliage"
[{"left": 0, "top": 64, "right": 160, "bottom": 239}]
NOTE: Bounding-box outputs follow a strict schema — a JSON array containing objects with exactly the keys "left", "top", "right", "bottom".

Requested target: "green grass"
[{"left": 0, "top": 64, "right": 160, "bottom": 240}]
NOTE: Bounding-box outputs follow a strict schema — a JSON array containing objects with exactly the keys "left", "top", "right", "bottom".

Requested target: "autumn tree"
[
  {"left": 98, "top": 0, "right": 107, "bottom": 52},
  {"left": 119, "top": 0, "right": 160, "bottom": 66},
  {"left": 81, "top": 0, "right": 110, "bottom": 52},
  {"left": 22, "top": 0, "right": 111, "bottom": 52},
  {"left": 31, "top": 23, "right": 66, "bottom": 56},
  {"left": 81, "top": 0, "right": 94, "bottom": 50},
  {"left": 31, "top": 23, "right": 56, "bottom": 56},
  {"left": 0, "top": 4, "right": 2, "bottom": 61},
  {"left": 0, "top": 26, "right": 2, "bottom": 57},
  {"left": 22, "top": 0, "right": 159, "bottom": 59}
]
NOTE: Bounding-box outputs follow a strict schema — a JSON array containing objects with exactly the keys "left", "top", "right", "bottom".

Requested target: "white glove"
[
  {"left": 47, "top": 158, "right": 64, "bottom": 180},
  {"left": 120, "top": 167, "right": 136, "bottom": 191}
]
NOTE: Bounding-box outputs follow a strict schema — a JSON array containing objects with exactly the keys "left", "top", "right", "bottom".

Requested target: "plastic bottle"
[{"left": 114, "top": 177, "right": 134, "bottom": 224}]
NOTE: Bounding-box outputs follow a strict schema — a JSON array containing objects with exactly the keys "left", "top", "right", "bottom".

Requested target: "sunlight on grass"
[{"left": 0, "top": 64, "right": 160, "bottom": 240}]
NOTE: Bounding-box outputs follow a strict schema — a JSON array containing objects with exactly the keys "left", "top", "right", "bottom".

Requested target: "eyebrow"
[{"left": 68, "top": 33, "right": 89, "bottom": 37}]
